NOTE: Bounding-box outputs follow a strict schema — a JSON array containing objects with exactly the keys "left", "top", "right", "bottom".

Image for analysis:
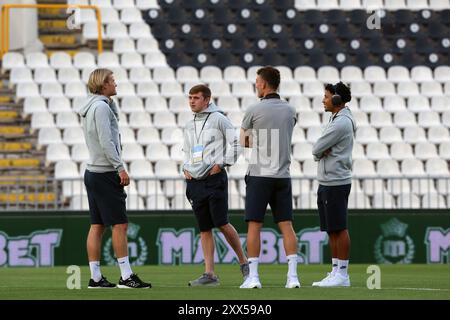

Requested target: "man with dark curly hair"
[{"left": 312, "top": 82, "right": 355, "bottom": 287}]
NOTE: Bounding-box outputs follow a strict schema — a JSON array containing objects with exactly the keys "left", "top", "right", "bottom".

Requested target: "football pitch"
[{"left": 1, "top": 264, "right": 449, "bottom": 300}]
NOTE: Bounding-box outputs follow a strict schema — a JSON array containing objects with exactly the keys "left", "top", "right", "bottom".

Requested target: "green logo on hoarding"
[
  {"left": 103, "top": 223, "right": 148, "bottom": 266},
  {"left": 374, "top": 218, "right": 415, "bottom": 264}
]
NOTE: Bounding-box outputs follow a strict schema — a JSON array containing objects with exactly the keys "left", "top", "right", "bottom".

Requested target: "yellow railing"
[{"left": 0, "top": 4, "right": 103, "bottom": 58}]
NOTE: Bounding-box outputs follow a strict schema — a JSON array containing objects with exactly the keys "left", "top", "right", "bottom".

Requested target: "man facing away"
[
  {"left": 312, "top": 82, "right": 355, "bottom": 287},
  {"left": 239, "top": 66, "right": 300, "bottom": 289},
  {"left": 183, "top": 84, "right": 249, "bottom": 286},
  {"left": 79, "top": 68, "right": 151, "bottom": 289}
]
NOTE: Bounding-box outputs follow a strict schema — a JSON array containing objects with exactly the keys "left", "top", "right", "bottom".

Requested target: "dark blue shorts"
[
  {"left": 185, "top": 170, "right": 229, "bottom": 232},
  {"left": 245, "top": 175, "right": 293, "bottom": 223},
  {"left": 84, "top": 170, "right": 128, "bottom": 227},
  {"left": 317, "top": 184, "right": 351, "bottom": 232}
]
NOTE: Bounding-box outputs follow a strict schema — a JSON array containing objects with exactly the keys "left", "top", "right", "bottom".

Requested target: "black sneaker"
[
  {"left": 88, "top": 276, "right": 116, "bottom": 289},
  {"left": 117, "top": 273, "right": 151, "bottom": 289}
]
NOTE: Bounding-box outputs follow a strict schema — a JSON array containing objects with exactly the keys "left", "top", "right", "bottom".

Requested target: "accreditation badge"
[{"left": 192, "top": 144, "right": 204, "bottom": 163}]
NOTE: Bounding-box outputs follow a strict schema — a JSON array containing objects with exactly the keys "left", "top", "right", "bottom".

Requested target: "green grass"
[{"left": 1, "top": 264, "right": 449, "bottom": 300}]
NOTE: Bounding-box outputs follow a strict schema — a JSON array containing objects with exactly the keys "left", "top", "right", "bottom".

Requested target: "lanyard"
[{"left": 194, "top": 113, "right": 211, "bottom": 144}]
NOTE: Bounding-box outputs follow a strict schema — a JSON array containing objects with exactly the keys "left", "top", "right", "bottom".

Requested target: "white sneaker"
[
  {"left": 285, "top": 276, "right": 301, "bottom": 288},
  {"left": 312, "top": 272, "right": 334, "bottom": 287},
  {"left": 318, "top": 273, "right": 350, "bottom": 287},
  {"left": 239, "top": 276, "right": 262, "bottom": 289}
]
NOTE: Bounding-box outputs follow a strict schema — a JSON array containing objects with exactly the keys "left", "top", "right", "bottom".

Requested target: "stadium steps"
[
  {"left": 0, "top": 158, "right": 41, "bottom": 169},
  {"left": 0, "top": 142, "right": 33, "bottom": 153},
  {"left": 0, "top": 175, "right": 47, "bottom": 185},
  {"left": 38, "top": 19, "right": 75, "bottom": 34},
  {"left": 37, "top": 0, "right": 83, "bottom": 50},
  {"left": 39, "top": 34, "right": 82, "bottom": 49},
  {"left": 0, "top": 191, "right": 59, "bottom": 209},
  {"left": 0, "top": 110, "right": 20, "bottom": 123},
  {"left": 0, "top": 54, "right": 57, "bottom": 209},
  {"left": 0, "top": 192, "right": 56, "bottom": 204}
]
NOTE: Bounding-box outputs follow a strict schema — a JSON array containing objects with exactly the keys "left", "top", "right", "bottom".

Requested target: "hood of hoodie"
[
  {"left": 193, "top": 102, "right": 224, "bottom": 118},
  {"left": 335, "top": 107, "right": 356, "bottom": 134},
  {"left": 78, "top": 95, "right": 119, "bottom": 119}
]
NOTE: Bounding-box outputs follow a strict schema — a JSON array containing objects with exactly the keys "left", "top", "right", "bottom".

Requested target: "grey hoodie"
[
  {"left": 183, "top": 103, "right": 241, "bottom": 179},
  {"left": 78, "top": 95, "right": 124, "bottom": 173},
  {"left": 312, "top": 107, "right": 356, "bottom": 186}
]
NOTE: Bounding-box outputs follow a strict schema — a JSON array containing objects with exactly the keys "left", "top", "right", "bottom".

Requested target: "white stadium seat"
[
  {"left": 154, "top": 160, "right": 181, "bottom": 178},
  {"left": 48, "top": 97, "right": 72, "bottom": 114},
  {"left": 390, "top": 142, "right": 415, "bottom": 160},
  {"left": 341, "top": 65, "right": 363, "bottom": 82},
  {"left": 129, "top": 22, "right": 152, "bottom": 39},
  {"left": 379, "top": 127, "right": 403, "bottom": 144},
  {"left": 2, "top": 52, "right": 25, "bottom": 70},
  {"left": 71, "top": 144, "right": 90, "bottom": 162},
  {"left": 38, "top": 127, "right": 62, "bottom": 147},
  {"left": 364, "top": 66, "right": 386, "bottom": 82},
  {"left": 73, "top": 52, "right": 97, "bottom": 69},
  {"left": 129, "top": 111, "right": 152, "bottom": 129},
  {"left": 23, "top": 97, "right": 47, "bottom": 115},
  {"left": 317, "top": 66, "right": 340, "bottom": 83},
  {"left": 10, "top": 68, "right": 33, "bottom": 84},
  {"left": 146, "top": 143, "right": 170, "bottom": 162},
  {"left": 55, "top": 160, "right": 79, "bottom": 179},
  {"left": 58, "top": 68, "right": 81, "bottom": 84},
  {"left": 387, "top": 66, "right": 410, "bottom": 82},
  {"left": 224, "top": 66, "right": 247, "bottom": 83},
  {"left": 63, "top": 127, "right": 85, "bottom": 146},
  {"left": 121, "top": 8, "right": 144, "bottom": 24},
  {"left": 34, "top": 68, "right": 58, "bottom": 84},
  {"left": 31, "top": 112, "right": 55, "bottom": 131},
  {"left": 122, "top": 143, "right": 145, "bottom": 162},
  {"left": 50, "top": 52, "right": 73, "bottom": 69},
  {"left": 26, "top": 52, "right": 49, "bottom": 69},
  {"left": 55, "top": 112, "right": 80, "bottom": 129}
]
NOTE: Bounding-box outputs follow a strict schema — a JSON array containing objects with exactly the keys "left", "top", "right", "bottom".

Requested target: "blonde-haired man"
[{"left": 79, "top": 68, "right": 151, "bottom": 289}]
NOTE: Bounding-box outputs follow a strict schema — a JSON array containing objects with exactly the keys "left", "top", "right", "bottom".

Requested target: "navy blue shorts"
[
  {"left": 185, "top": 170, "right": 229, "bottom": 232},
  {"left": 317, "top": 184, "right": 351, "bottom": 232},
  {"left": 245, "top": 175, "right": 293, "bottom": 223},
  {"left": 84, "top": 170, "right": 128, "bottom": 227}
]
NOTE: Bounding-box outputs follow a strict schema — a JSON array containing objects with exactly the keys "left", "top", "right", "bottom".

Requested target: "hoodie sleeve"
[
  {"left": 182, "top": 126, "right": 190, "bottom": 171},
  {"left": 218, "top": 114, "right": 242, "bottom": 167},
  {"left": 312, "top": 118, "right": 349, "bottom": 161},
  {"left": 94, "top": 103, "right": 125, "bottom": 172}
]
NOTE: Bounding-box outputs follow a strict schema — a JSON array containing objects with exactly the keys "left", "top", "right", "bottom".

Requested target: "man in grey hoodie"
[
  {"left": 183, "top": 85, "right": 248, "bottom": 286},
  {"left": 312, "top": 82, "right": 355, "bottom": 287},
  {"left": 79, "top": 68, "right": 150, "bottom": 289}
]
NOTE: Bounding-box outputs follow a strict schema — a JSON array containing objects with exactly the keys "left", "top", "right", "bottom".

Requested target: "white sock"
[
  {"left": 248, "top": 257, "right": 259, "bottom": 278},
  {"left": 332, "top": 258, "right": 338, "bottom": 275},
  {"left": 286, "top": 254, "right": 298, "bottom": 278},
  {"left": 117, "top": 256, "right": 133, "bottom": 280},
  {"left": 89, "top": 261, "right": 102, "bottom": 282},
  {"left": 338, "top": 259, "right": 349, "bottom": 277}
]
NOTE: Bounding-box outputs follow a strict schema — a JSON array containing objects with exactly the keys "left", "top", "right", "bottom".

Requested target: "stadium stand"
[{"left": 0, "top": 0, "right": 449, "bottom": 210}]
